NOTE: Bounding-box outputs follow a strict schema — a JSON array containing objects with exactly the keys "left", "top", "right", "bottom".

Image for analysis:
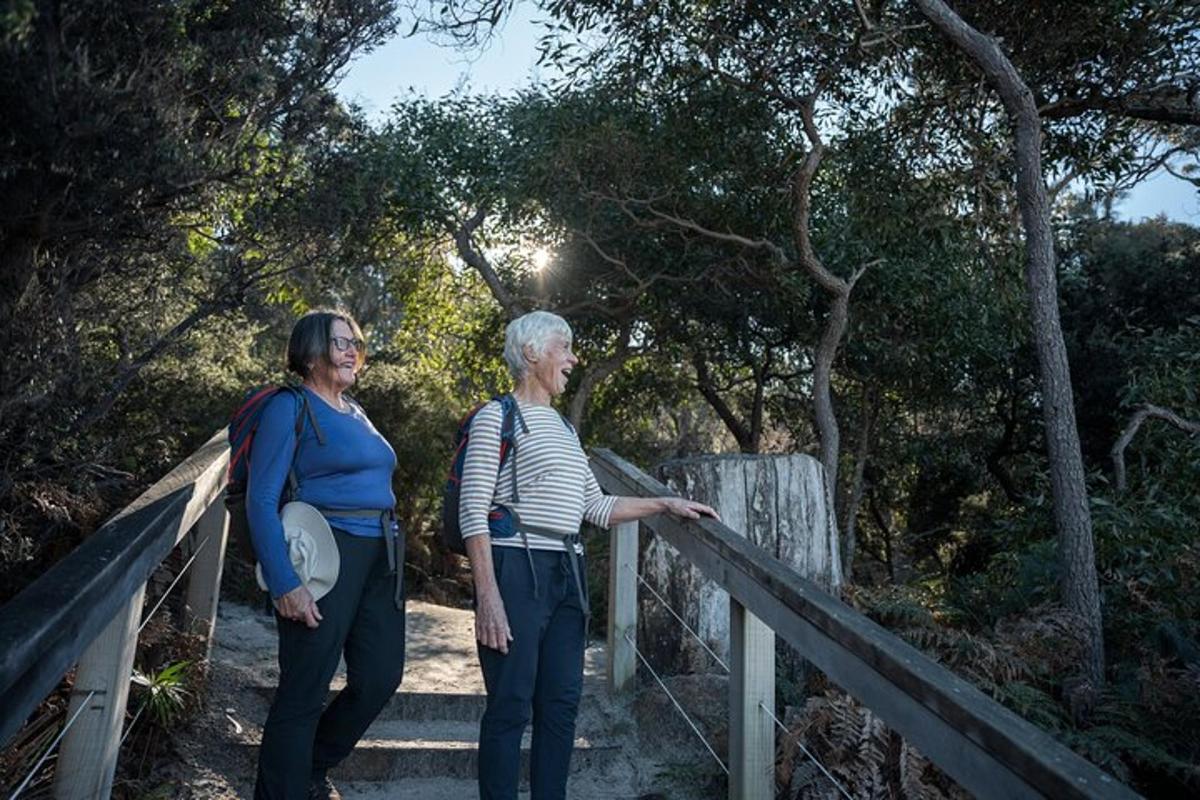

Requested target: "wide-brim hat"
[{"left": 256, "top": 501, "right": 340, "bottom": 600}]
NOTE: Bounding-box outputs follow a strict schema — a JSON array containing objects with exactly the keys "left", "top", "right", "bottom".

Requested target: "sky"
[{"left": 334, "top": 10, "right": 1198, "bottom": 225}]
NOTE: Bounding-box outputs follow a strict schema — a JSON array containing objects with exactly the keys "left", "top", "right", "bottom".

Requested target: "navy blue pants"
[
  {"left": 477, "top": 546, "right": 587, "bottom": 800},
  {"left": 255, "top": 529, "right": 406, "bottom": 800}
]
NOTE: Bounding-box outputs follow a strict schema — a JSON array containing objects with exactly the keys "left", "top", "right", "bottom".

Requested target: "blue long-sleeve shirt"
[{"left": 246, "top": 386, "right": 397, "bottom": 597}]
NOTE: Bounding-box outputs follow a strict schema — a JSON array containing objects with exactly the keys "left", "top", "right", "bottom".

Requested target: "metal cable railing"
[
  {"left": 628, "top": 564, "right": 730, "bottom": 672},
  {"left": 630, "top": 561, "right": 850, "bottom": 796},
  {"left": 138, "top": 533, "right": 211, "bottom": 634},
  {"left": 119, "top": 703, "right": 148, "bottom": 749},
  {"left": 6, "top": 690, "right": 96, "bottom": 800},
  {"left": 9, "top": 532, "right": 211, "bottom": 798},
  {"left": 759, "top": 700, "right": 853, "bottom": 800},
  {"left": 624, "top": 630, "right": 729, "bottom": 775}
]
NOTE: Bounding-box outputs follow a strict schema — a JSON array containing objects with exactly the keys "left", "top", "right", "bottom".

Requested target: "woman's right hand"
[
  {"left": 475, "top": 588, "right": 513, "bottom": 654},
  {"left": 274, "top": 584, "right": 322, "bottom": 629}
]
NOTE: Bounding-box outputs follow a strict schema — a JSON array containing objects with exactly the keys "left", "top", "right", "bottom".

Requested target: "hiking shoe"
[{"left": 308, "top": 776, "right": 342, "bottom": 800}]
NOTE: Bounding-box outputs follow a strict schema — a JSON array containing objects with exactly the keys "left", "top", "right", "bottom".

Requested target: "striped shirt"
[{"left": 459, "top": 400, "right": 617, "bottom": 552}]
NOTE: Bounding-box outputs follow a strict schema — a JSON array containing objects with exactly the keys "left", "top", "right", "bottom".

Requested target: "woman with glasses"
[{"left": 248, "top": 309, "right": 405, "bottom": 800}]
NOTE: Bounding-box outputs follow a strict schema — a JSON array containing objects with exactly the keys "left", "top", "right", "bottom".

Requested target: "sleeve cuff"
[{"left": 585, "top": 494, "right": 619, "bottom": 529}]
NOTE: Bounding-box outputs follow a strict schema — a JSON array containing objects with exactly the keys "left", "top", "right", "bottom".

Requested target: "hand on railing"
[
  {"left": 609, "top": 495, "right": 720, "bottom": 525},
  {"left": 660, "top": 497, "right": 720, "bottom": 522},
  {"left": 274, "top": 585, "right": 322, "bottom": 629}
]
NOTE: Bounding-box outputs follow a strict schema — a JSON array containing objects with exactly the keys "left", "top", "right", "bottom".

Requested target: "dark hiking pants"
[
  {"left": 477, "top": 546, "right": 587, "bottom": 800},
  {"left": 254, "top": 528, "right": 406, "bottom": 800}
]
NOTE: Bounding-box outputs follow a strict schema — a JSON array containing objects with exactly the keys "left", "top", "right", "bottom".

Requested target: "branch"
[
  {"left": 641, "top": 205, "right": 787, "bottom": 261},
  {"left": 1165, "top": 162, "right": 1200, "bottom": 188},
  {"left": 567, "top": 321, "right": 636, "bottom": 431},
  {"left": 71, "top": 298, "right": 229, "bottom": 434},
  {"left": 584, "top": 190, "right": 788, "bottom": 262},
  {"left": 1039, "top": 85, "right": 1200, "bottom": 127},
  {"left": 791, "top": 94, "right": 850, "bottom": 296},
  {"left": 1110, "top": 403, "right": 1200, "bottom": 492},
  {"left": 693, "top": 353, "right": 754, "bottom": 452},
  {"left": 450, "top": 208, "right": 526, "bottom": 319}
]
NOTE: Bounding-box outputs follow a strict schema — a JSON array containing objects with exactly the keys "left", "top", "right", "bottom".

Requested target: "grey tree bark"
[{"left": 913, "top": 0, "right": 1105, "bottom": 691}]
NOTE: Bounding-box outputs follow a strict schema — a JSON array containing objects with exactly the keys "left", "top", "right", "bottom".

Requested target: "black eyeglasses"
[{"left": 330, "top": 336, "right": 365, "bottom": 352}]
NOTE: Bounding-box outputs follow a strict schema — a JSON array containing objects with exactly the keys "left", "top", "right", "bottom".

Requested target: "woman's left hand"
[{"left": 661, "top": 497, "right": 720, "bottom": 522}]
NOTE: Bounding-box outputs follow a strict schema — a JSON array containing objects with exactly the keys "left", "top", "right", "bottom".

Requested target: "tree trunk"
[
  {"left": 567, "top": 328, "right": 632, "bottom": 432},
  {"left": 913, "top": 0, "right": 1105, "bottom": 691},
  {"left": 789, "top": 94, "right": 870, "bottom": 539},
  {"left": 640, "top": 455, "right": 842, "bottom": 677},
  {"left": 840, "top": 389, "right": 877, "bottom": 582}
]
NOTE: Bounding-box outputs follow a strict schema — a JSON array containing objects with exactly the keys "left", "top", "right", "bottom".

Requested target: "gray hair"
[{"left": 503, "top": 310, "right": 572, "bottom": 380}]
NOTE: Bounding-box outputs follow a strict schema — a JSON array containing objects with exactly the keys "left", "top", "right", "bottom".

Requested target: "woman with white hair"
[{"left": 459, "top": 310, "right": 718, "bottom": 800}]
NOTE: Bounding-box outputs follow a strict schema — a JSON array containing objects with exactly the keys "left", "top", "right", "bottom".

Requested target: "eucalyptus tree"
[
  {"left": 526, "top": 2, "right": 909, "bottom": 541},
  {"left": 897, "top": 0, "right": 1199, "bottom": 696}
]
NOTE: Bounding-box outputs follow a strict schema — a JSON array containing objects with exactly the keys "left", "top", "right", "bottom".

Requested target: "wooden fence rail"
[
  {"left": 0, "top": 431, "right": 230, "bottom": 798},
  {"left": 591, "top": 447, "right": 1140, "bottom": 800}
]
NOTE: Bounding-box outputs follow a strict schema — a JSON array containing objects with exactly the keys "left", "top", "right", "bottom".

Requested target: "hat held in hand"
[{"left": 256, "top": 502, "right": 340, "bottom": 600}]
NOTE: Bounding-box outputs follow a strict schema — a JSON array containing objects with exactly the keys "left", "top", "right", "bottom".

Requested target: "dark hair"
[{"left": 286, "top": 309, "right": 366, "bottom": 379}]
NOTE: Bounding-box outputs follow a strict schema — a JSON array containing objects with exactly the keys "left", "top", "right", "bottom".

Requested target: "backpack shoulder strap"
[
  {"left": 495, "top": 394, "right": 525, "bottom": 504},
  {"left": 496, "top": 394, "right": 528, "bottom": 439},
  {"left": 279, "top": 385, "right": 326, "bottom": 501},
  {"left": 282, "top": 384, "right": 326, "bottom": 446}
]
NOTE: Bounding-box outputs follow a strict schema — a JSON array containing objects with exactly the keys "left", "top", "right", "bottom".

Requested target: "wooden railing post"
[
  {"left": 52, "top": 584, "right": 146, "bottom": 800},
  {"left": 607, "top": 520, "right": 638, "bottom": 693},
  {"left": 184, "top": 491, "right": 230, "bottom": 659},
  {"left": 729, "top": 597, "right": 775, "bottom": 800}
]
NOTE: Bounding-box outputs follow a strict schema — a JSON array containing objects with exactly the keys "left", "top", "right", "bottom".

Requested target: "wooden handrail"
[
  {"left": 0, "top": 430, "right": 229, "bottom": 748},
  {"left": 590, "top": 448, "right": 1140, "bottom": 800}
]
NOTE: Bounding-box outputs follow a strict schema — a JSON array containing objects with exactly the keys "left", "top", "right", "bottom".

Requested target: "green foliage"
[
  {"left": 131, "top": 661, "right": 192, "bottom": 729},
  {"left": 0, "top": 0, "right": 403, "bottom": 594},
  {"left": 352, "top": 261, "right": 510, "bottom": 594}
]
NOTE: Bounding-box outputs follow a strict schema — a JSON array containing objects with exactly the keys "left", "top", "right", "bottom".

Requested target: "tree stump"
[{"left": 639, "top": 454, "right": 842, "bottom": 679}]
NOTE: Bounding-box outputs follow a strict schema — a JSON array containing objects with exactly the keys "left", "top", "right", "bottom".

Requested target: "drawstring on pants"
[{"left": 509, "top": 514, "right": 589, "bottom": 637}]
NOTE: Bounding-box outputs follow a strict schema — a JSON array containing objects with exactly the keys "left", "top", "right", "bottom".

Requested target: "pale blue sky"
[{"left": 335, "top": 10, "right": 1197, "bottom": 224}]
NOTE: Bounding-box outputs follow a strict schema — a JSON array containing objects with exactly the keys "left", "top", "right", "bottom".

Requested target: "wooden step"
[
  {"left": 250, "top": 685, "right": 610, "bottom": 723},
  {"left": 242, "top": 719, "right": 624, "bottom": 782},
  {"left": 251, "top": 685, "right": 488, "bottom": 722}
]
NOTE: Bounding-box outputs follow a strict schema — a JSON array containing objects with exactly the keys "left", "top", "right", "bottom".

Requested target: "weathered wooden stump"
[{"left": 639, "top": 454, "right": 842, "bottom": 677}]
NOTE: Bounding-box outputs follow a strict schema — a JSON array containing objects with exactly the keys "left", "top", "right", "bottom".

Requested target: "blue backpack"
[
  {"left": 224, "top": 385, "right": 325, "bottom": 562},
  {"left": 441, "top": 395, "right": 523, "bottom": 555}
]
